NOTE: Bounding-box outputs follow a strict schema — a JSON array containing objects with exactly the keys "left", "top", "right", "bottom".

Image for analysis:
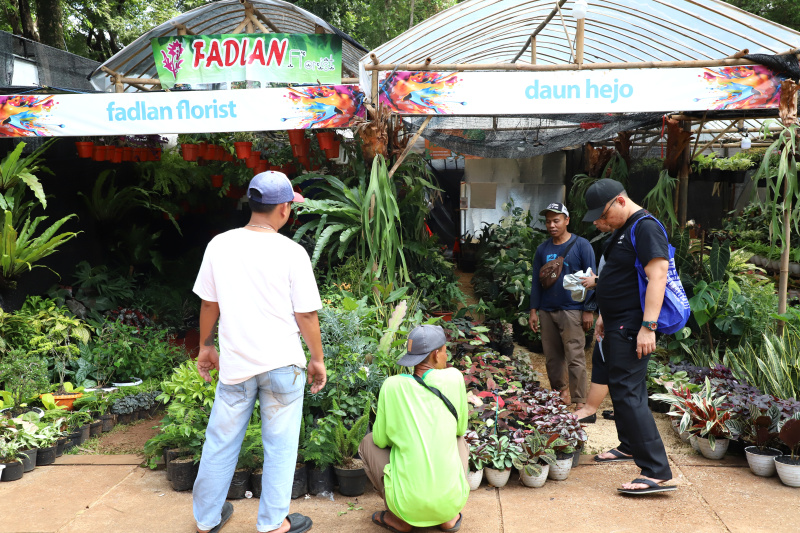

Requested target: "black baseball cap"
[{"left": 582, "top": 179, "right": 625, "bottom": 221}]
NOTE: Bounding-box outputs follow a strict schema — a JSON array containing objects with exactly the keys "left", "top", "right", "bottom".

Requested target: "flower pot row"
[
  {"left": 76, "top": 142, "right": 161, "bottom": 162},
  {"left": 470, "top": 454, "right": 576, "bottom": 490},
  {"left": 180, "top": 143, "right": 234, "bottom": 162}
]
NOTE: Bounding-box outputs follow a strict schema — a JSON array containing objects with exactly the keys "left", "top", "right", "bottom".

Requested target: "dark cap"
[
  {"left": 582, "top": 179, "right": 625, "bottom": 221},
  {"left": 247, "top": 171, "right": 304, "bottom": 205},
  {"left": 397, "top": 325, "right": 447, "bottom": 367},
  {"left": 539, "top": 202, "right": 569, "bottom": 217}
]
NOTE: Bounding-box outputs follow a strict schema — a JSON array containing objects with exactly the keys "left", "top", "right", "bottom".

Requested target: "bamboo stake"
[
  {"left": 511, "top": 0, "right": 569, "bottom": 64},
  {"left": 388, "top": 116, "right": 432, "bottom": 179},
  {"left": 249, "top": 14, "right": 270, "bottom": 34},
  {"left": 250, "top": 3, "right": 281, "bottom": 33},
  {"left": 690, "top": 111, "right": 707, "bottom": 160},
  {"left": 693, "top": 121, "right": 737, "bottom": 158},
  {"left": 531, "top": 37, "right": 536, "bottom": 65},
  {"left": 575, "top": 18, "right": 585, "bottom": 66}
]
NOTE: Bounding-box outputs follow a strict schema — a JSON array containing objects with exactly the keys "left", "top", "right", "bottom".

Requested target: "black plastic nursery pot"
[
  {"left": 117, "top": 413, "right": 132, "bottom": 425},
  {"left": 251, "top": 469, "right": 262, "bottom": 499},
  {"left": 36, "top": 445, "right": 58, "bottom": 466},
  {"left": 164, "top": 447, "right": 192, "bottom": 482},
  {"left": 79, "top": 424, "right": 90, "bottom": 443},
  {"left": 56, "top": 437, "right": 68, "bottom": 457},
  {"left": 19, "top": 448, "right": 37, "bottom": 472},
  {"left": 67, "top": 431, "right": 81, "bottom": 450},
  {"left": 90, "top": 421, "right": 103, "bottom": 437},
  {"left": 334, "top": 465, "right": 369, "bottom": 496},
  {"left": 226, "top": 468, "right": 252, "bottom": 499},
  {"left": 101, "top": 414, "right": 115, "bottom": 432},
  {"left": 307, "top": 465, "right": 335, "bottom": 495},
  {"left": 0, "top": 461, "right": 24, "bottom": 481},
  {"left": 168, "top": 457, "right": 198, "bottom": 491},
  {"left": 292, "top": 463, "right": 308, "bottom": 499}
]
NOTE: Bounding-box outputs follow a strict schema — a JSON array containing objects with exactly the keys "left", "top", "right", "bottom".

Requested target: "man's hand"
[
  {"left": 580, "top": 273, "right": 598, "bottom": 289},
  {"left": 637, "top": 328, "right": 656, "bottom": 359},
  {"left": 581, "top": 311, "right": 594, "bottom": 332},
  {"left": 196, "top": 346, "right": 220, "bottom": 383},
  {"left": 595, "top": 314, "right": 605, "bottom": 341},
  {"left": 528, "top": 309, "right": 539, "bottom": 333},
  {"left": 307, "top": 359, "right": 327, "bottom": 394}
]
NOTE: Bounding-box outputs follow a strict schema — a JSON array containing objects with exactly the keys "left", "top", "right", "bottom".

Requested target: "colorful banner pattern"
[
  {"left": 151, "top": 33, "right": 342, "bottom": 88},
  {"left": 0, "top": 86, "right": 364, "bottom": 137},
  {"left": 378, "top": 66, "right": 784, "bottom": 114}
]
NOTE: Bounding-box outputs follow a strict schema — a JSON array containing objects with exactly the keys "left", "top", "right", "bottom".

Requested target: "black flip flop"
[
  {"left": 372, "top": 511, "right": 406, "bottom": 533},
  {"left": 594, "top": 449, "right": 634, "bottom": 463},
  {"left": 578, "top": 413, "right": 596, "bottom": 423},
  {"left": 286, "top": 513, "right": 313, "bottom": 533},
  {"left": 441, "top": 512, "right": 463, "bottom": 532},
  {"left": 198, "top": 502, "right": 233, "bottom": 533},
  {"left": 617, "top": 478, "right": 677, "bottom": 495},
  {"left": 602, "top": 410, "right": 615, "bottom": 420}
]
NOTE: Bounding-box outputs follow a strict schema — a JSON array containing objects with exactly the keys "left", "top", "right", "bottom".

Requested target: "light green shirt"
[{"left": 372, "top": 367, "right": 469, "bottom": 527}]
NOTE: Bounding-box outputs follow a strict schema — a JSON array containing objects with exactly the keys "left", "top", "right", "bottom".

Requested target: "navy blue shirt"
[{"left": 530, "top": 234, "right": 596, "bottom": 312}]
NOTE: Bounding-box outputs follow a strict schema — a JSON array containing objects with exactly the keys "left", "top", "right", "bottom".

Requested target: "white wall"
[{"left": 463, "top": 152, "right": 566, "bottom": 236}]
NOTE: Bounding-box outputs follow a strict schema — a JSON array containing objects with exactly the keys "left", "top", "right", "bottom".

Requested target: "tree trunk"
[
  {"left": 17, "top": 0, "right": 39, "bottom": 41},
  {"left": 35, "top": 0, "right": 65, "bottom": 50},
  {"left": 408, "top": 0, "right": 416, "bottom": 29},
  {"left": 2, "top": 1, "right": 22, "bottom": 35}
]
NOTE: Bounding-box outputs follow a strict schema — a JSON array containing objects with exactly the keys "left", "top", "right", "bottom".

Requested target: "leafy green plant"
[
  {"left": 333, "top": 404, "right": 370, "bottom": 467},
  {"left": 0, "top": 210, "right": 80, "bottom": 291},
  {"left": 465, "top": 430, "right": 491, "bottom": 471},
  {"left": 299, "top": 416, "right": 341, "bottom": 469},
  {"left": 692, "top": 153, "right": 717, "bottom": 173},
  {"left": 724, "top": 330, "right": 800, "bottom": 401},
  {"left": 485, "top": 434, "right": 523, "bottom": 470},
  {"left": 0, "top": 140, "right": 54, "bottom": 212},
  {"left": 511, "top": 428, "right": 558, "bottom": 477},
  {"left": 0, "top": 348, "right": 48, "bottom": 410},
  {"left": 728, "top": 405, "right": 781, "bottom": 451},
  {"left": 642, "top": 170, "right": 678, "bottom": 233}
]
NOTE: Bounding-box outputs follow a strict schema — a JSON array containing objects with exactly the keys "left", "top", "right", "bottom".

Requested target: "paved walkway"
[{"left": 3, "top": 451, "right": 799, "bottom": 533}]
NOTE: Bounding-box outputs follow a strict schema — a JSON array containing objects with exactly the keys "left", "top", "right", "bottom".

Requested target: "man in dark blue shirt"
[{"left": 529, "top": 202, "right": 595, "bottom": 411}]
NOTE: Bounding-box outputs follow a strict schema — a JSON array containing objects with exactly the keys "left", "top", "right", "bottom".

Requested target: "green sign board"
[{"left": 151, "top": 33, "right": 342, "bottom": 88}]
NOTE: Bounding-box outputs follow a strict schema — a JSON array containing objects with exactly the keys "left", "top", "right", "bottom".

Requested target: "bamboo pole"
[
  {"left": 690, "top": 111, "right": 707, "bottom": 159},
  {"left": 679, "top": 121, "right": 691, "bottom": 226},
  {"left": 531, "top": 37, "right": 536, "bottom": 65},
  {"left": 366, "top": 55, "right": 793, "bottom": 72},
  {"left": 370, "top": 53, "right": 380, "bottom": 106},
  {"left": 693, "top": 121, "right": 737, "bottom": 158},
  {"left": 778, "top": 173, "right": 791, "bottom": 335},
  {"left": 249, "top": 14, "right": 270, "bottom": 34},
  {"left": 575, "top": 18, "right": 585, "bottom": 66},
  {"left": 250, "top": 3, "right": 281, "bottom": 33},
  {"left": 388, "top": 116, "right": 432, "bottom": 179},
  {"left": 511, "top": 0, "right": 569, "bottom": 64}
]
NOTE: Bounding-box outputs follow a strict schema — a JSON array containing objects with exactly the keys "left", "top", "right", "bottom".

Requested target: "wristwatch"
[{"left": 642, "top": 320, "right": 658, "bottom": 331}]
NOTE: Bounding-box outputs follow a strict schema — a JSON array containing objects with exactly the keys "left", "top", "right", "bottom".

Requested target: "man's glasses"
[{"left": 598, "top": 195, "right": 620, "bottom": 221}]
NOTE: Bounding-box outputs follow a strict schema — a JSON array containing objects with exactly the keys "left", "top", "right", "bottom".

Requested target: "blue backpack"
[{"left": 629, "top": 215, "right": 691, "bottom": 334}]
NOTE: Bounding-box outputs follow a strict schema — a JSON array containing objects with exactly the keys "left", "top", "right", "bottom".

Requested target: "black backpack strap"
[
  {"left": 412, "top": 374, "right": 458, "bottom": 422},
  {"left": 561, "top": 235, "right": 578, "bottom": 259}
]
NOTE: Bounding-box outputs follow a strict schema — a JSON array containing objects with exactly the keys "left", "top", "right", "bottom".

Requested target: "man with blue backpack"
[{"left": 582, "top": 179, "right": 689, "bottom": 495}]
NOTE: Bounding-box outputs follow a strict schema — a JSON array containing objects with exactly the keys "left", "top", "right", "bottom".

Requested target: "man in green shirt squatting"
[{"left": 359, "top": 324, "right": 469, "bottom": 533}]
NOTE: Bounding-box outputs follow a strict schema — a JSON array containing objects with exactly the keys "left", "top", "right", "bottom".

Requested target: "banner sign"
[
  {"left": 378, "top": 66, "right": 784, "bottom": 114},
  {"left": 0, "top": 85, "right": 364, "bottom": 137},
  {"left": 151, "top": 33, "right": 342, "bottom": 88}
]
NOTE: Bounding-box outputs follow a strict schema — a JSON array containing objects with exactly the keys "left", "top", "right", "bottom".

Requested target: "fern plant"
[
  {"left": 298, "top": 416, "right": 341, "bottom": 469},
  {"left": 333, "top": 403, "right": 371, "bottom": 468},
  {"left": 0, "top": 140, "right": 54, "bottom": 212}
]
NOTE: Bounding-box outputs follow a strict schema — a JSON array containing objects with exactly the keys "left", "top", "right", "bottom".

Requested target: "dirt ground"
[{"left": 72, "top": 414, "right": 164, "bottom": 455}]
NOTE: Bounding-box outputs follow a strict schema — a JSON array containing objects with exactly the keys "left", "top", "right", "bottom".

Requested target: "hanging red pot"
[
  {"left": 182, "top": 143, "right": 199, "bottom": 161},
  {"left": 211, "top": 174, "right": 224, "bottom": 187},
  {"left": 255, "top": 160, "right": 269, "bottom": 174},
  {"left": 269, "top": 165, "right": 282, "bottom": 172},
  {"left": 105, "top": 146, "right": 116, "bottom": 161},
  {"left": 234, "top": 142, "right": 252, "bottom": 159},
  {"left": 324, "top": 140, "right": 340, "bottom": 159},
  {"left": 281, "top": 163, "right": 296, "bottom": 176},
  {"left": 223, "top": 152, "right": 234, "bottom": 162},
  {"left": 110, "top": 147, "right": 123, "bottom": 163},
  {"left": 151, "top": 147, "right": 162, "bottom": 161},
  {"left": 122, "top": 147, "right": 133, "bottom": 162},
  {"left": 246, "top": 154, "right": 259, "bottom": 169},
  {"left": 92, "top": 145, "right": 107, "bottom": 161},
  {"left": 297, "top": 156, "right": 311, "bottom": 171},
  {"left": 75, "top": 141, "right": 94, "bottom": 158},
  {"left": 227, "top": 185, "right": 246, "bottom": 199},
  {"left": 287, "top": 129, "right": 306, "bottom": 145},
  {"left": 197, "top": 142, "right": 208, "bottom": 159},
  {"left": 316, "top": 130, "right": 336, "bottom": 150},
  {"left": 291, "top": 140, "right": 309, "bottom": 158}
]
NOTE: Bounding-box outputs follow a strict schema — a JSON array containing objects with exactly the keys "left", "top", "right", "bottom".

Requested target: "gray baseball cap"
[
  {"left": 397, "top": 325, "right": 447, "bottom": 367},
  {"left": 539, "top": 202, "right": 569, "bottom": 217},
  {"left": 247, "top": 171, "right": 304, "bottom": 205}
]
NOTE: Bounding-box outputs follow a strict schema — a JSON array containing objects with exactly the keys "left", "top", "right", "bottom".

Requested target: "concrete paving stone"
[
  {"left": 0, "top": 464, "right": 138, "bottom": 533},
  {"left": 679, "top": 465, "right": 800, "bottom": 533},
  {"left": 53, "top": 454, "right": 144, "bottom": 466},
  {"left": 500, "top": 462, "right": 727, "bottom": 533}
]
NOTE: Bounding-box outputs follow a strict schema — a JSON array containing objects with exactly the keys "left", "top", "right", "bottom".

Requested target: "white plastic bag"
[{"left": 562, "top": 268, "right": 593, "bottom": 302}]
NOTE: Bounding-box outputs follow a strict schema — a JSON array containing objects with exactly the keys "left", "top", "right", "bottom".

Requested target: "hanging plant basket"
[
  {"left": 75, "top": 141, "right": 94, "bottom": 158},
  {"left": 324, "top": 143, "right": 340, "bottom": 160},
  {"left": 282, "top": 163, "right": 296, "bottom": 176},
  {"left": 211, "top": 174, "right": 224, "bottom": 188},
  {"left": 92, "top": 145, "right": 107, "bottom": 161},
  {"left": 110, "top": 147, "right": 123, "bottom": 163},
  {"left": 291, "top": 141, "right": 310, "bottom": 158},
  {"left": 234, "top": 141, "right": 252, "bottom": 159},
  {"left": 254, "top": 160, "right": 269, "bottom": 175},
  {"left": 182, "top": 143, "right": 199, "bottom": 161},
  {"left": 122, "top": 147, "right": 133, "bottom": 162},
  {"left": 316, "top": 130, "right": 337, "bottom": 150}
]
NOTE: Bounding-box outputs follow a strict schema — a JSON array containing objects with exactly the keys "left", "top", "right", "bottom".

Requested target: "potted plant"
[
  {"left": 332, "top": 409, "right": 370, "bottom": 496},
  {"left": 732, "top": 405, "right": 783, "bottom": 477},
  {"left": 299, "top": 417, "right": 339, "bottom": 495},
  {"left": 511, "top": 429, "right": 557, "bottom": 488},
  {"left": 0, "top": 349, "right": 48, "bottom": 417},
  {"left": 33, "top": 423, "right": 61, "bottom": 466},
  {"left": 546, "top": 435, "right": 575, "bottom": 481},
  {"left": 232, "top": 132, "right": 255, "bottom": 159},
  {"left": 775, "top": 417, "right": 800, "bottom": 487},
  {"left": 652, "top": 378, "right": 738, "bottom": 460},
  {"left": 0, "top": 437, "right": 24, "bottom": 482},
  {"left": 465, "top": 430, "right": 490, "bottom": 490},
  {"left": 75, "top": 137, "right": 95, "bottom": 158},
  {"left": 228, "top": 428, "right": 260, "bottom": 500},
  {"left": 484, "top": 434, "right": 522, "bottom": 487},
  {"left": 692, "top": 153, "right": 720, "bottom": 181}
]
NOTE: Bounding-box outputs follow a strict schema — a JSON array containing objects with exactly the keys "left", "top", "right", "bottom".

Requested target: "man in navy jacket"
[{"left": 529, "top": 202, "right": 595, "bottom": 410}]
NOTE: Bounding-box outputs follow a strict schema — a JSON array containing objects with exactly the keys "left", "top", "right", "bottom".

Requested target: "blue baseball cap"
[{"left": 247, "top": 171, "right": 304, "bottom": 204}]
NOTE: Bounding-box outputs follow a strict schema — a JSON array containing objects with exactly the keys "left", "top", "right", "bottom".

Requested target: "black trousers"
[{"left": 603, "top": 326, "right": 672, "bottom": 480}]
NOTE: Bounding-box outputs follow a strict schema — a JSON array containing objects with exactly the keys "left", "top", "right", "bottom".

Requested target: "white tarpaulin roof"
[{"left": 89, "top": 0, "right": 367, "bottom": 92}]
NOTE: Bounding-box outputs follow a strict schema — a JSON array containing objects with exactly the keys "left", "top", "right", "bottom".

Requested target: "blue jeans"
[{"left": 193, "top": 365, "right": 305, "bottom": 532}]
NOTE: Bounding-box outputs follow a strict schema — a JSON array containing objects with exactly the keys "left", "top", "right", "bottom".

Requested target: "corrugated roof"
[
  {"left": 361, "top": 0, "right": 800, "bottom": 69},
  {"left": 89, "top": 0, "right": 367, "bottom": 92}
]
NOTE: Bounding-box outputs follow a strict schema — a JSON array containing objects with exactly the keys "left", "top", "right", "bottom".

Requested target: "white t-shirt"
[{"left": 193, "top": 228, "right": 322, "bottom": 384}]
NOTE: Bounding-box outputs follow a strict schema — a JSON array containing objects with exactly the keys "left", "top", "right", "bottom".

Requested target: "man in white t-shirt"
[{"left": 192, "top": 171, "right": 326, "bottom": 533}]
